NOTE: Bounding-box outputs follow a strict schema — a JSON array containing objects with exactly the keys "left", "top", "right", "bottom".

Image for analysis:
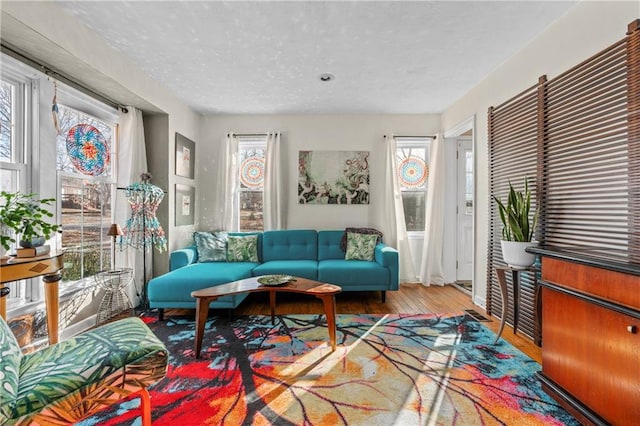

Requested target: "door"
[{"left": 456, "top": 138, "right": 473, "bottom": 282}]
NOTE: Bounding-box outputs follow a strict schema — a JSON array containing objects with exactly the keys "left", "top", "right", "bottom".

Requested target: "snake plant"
[{"left": 493, "top": 178, "right": 539, "bottom": 242}]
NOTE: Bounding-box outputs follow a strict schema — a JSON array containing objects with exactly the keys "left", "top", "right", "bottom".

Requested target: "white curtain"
[
  {"left": 263, "top": 132, "right": 284, "bottom": 230},
  {"left": 115, "top": 107, "right": 148, "bottom": 305},
  {"left": 382, "top": 135, "right": 417, "bottom": 282},
  {"left": 216, "top": 133, "right": 239, "bottom": 231},
  {"left": 419, "top": 134, "right": 446, "bottom": 286}
]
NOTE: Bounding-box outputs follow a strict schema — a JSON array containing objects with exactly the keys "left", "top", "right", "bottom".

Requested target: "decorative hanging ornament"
[
  {"left": 66, "top": 123, "right": 110, "bottom": 176},
  {"left": 240, "top": 156, "right": 265, "bottom": 189},
  {"left": 51, "top": 81, "right": 62, "bottom": 136},
  {"left": 398, "top": 156, "right": 428, "bottom": 188}
]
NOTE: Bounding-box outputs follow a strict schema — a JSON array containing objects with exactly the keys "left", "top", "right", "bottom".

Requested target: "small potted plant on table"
[
  {"left": 0, "top": 191, "right": 61, "bottom": 257},
  {"left": 493, "top": 178, "right": 539, "bottom": 269}
]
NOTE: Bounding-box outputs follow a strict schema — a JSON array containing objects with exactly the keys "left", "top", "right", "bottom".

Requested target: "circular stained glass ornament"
[
  {"left": 240, "top": 157, "right": 265, "bottom": 189},
  {"left": 66, "top": 124, "right": 110, "bottom": 176},
  {"left": 398, "top": 156, "right": 428, "bottom": 188}
]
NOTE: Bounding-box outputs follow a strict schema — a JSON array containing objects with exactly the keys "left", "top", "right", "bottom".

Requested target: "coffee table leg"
[
  {"left": 318, "top": 294, "right": 337, "bottom": 351},
  {"left": 194, "top": 296, "right": 215, "bottom": 358},
  {"left": 269, "top": 290, "right": 276, "bottom": 325}
]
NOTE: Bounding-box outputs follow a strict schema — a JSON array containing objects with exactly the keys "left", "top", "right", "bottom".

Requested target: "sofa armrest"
[
  {"left": 375, "top": 243, "right": 399, "bottom": 290},
  {"left": 170, "top": 246, "right": 198, "bottom": 270}
]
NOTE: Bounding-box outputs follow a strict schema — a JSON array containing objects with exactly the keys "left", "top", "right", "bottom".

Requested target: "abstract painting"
[{"left": 298, "top": 150, "right": 369, "bottom": 204}]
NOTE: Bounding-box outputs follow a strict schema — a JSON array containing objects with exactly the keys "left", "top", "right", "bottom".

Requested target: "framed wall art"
[
  {"left": 175, "top": 133, "right": 195, "bottom": 179},
  {"left": 175, "top": 184, "right": 195, "bottom": 226},
  {"left": 298, "top": 150, "right": 370, "bottom": 205}
]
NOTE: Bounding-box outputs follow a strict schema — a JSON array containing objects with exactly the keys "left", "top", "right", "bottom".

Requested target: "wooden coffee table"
[{"left": 191, "top": 276, "right": 341, "bottom": 358}]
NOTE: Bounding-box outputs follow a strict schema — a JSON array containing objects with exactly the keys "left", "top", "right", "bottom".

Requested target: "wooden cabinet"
[{"left": 534, "top": 251, "right": 640, "bottom": 425}]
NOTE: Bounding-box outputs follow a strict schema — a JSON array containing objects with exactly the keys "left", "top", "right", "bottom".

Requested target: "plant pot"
[
  {"left": 500, "top": 240, "right": 538, "bottom": 269},
  {"left": 19, "top": 236, "right": 46, "bottom": 248}
]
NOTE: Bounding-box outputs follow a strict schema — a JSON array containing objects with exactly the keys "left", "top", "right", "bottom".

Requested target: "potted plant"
[
  {"left": 493, "top": 178, "right": 539, "bottom": 269},
  {"left": 0, "top": 191, "right": 61, "bottom": 256}
]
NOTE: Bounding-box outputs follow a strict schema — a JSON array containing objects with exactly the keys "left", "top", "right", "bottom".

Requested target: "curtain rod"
[
  {"left": 384, "top": 134, "right": 436, "bottom": 139},
  {"left": 227, "top": 132, "right": 280, "bottom": 138},
  {"left": 1, "top": 43, "right": 128, "bottom": 113}
]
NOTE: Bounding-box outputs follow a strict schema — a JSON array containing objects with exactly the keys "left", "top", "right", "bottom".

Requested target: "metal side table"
[
  {"left": 95, "top": 268, "right": 134, "bottom": 325},
  {"left": 494, "top": 266, "right": 541, "bottom": 346}
]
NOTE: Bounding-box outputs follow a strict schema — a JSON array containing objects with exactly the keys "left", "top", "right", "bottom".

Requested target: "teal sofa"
[{"left": 148, "top": 229, "right": 399, "bottom": 318}]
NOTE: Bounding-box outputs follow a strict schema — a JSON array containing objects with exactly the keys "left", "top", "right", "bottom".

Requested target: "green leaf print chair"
[{"left": 0, "top": 315, "right": 168, "bottom": 425}]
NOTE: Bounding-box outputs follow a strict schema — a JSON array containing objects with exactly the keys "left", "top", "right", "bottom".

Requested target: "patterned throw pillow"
[
  {"left": 340, "top": 227, "right": 383, "bottom": 252},
  {"left": 227, "top": 235, "right": 259, "bottom": 262},
  {"left": 345, "top": 232, "right": 377, "bottom": 261},
  {"left": 194, "top": 231, "right": 228, "bottom": 262}
]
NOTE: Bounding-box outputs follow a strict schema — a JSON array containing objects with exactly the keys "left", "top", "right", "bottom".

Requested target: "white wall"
[
  {"left": 442, "top": 1, "right": 639, "bottom": 307},
  {"left": 198, "top": 114, "right": 440, "bottom": 254}
]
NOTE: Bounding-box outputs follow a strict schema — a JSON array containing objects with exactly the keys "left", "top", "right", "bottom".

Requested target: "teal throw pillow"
[
  {"left": 227, "top": 235, "right": 259, "bottom": 262},
  {"left": 194, "top": 231, "right": 228, "bottom": 262},
  {"left": 345, "top": 232, "right": 377, "bottom": 261}
]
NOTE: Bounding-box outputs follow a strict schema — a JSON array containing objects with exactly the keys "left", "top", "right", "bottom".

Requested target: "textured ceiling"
[{"left": 51, "top": 1, "right": 575, "bottom": 114}]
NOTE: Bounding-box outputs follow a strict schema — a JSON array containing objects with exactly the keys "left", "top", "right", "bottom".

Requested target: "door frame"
[{"left": 444, "top": 115, "right": 477, "bottom": 303}]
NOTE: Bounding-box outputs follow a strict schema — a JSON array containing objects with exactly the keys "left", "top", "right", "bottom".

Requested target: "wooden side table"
[
  {"left": 0, "top": 251, "right": 64, "bottom": 344},
  {"left": 494, "top": 266, "right": 541, "bottom": 346}
]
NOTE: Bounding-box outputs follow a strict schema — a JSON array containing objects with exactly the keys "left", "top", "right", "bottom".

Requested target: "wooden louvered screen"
[
  {"left": 487, "top": 85, "right": 540, "bottom": 341},
  {"left": 487, "top": 20, "right": 640, "bottom": 341},
  {"left": 541, "top": 38, "right": 630, "bottom": 257}
]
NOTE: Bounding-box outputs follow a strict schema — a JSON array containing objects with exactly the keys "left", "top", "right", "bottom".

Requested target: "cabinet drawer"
[
  {"left": 541, "top": 257, "right": 640, "bottom": 308},
  {"left": 542, "top": 286, "right": 640, "bottom": 424}
]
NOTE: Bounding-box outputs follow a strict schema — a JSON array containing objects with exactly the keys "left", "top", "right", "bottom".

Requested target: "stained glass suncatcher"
[
  {"left": 240, "top": 157, "right": 265, "bottom": 189},
  {"left": 398, "top": 156, "right": 428, "bottom": 189},
  {"left": 66, "top": 123, "right": 110, "bottom": 176}
]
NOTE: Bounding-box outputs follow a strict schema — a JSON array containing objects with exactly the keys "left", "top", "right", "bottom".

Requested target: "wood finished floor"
[{"left": 165, "top": 283, "right": 542, "bottom": 363}]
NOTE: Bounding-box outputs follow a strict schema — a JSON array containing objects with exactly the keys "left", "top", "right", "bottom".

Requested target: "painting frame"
[
  {"left": 298, "top": 150, "right": 370, "bottom": 205},
  {"left": 175, "top": 184, "right": 195, "bottom": 226},
  {"left": 175, "top": 133, "right": 195, "bottom": 179}
]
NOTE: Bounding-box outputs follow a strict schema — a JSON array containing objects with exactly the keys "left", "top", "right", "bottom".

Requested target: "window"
[
  {"left": 56, "top": 104, "right": 117, "bottom": 282},
  {"left": 1, "top": 70, "right": 30, "bottom": 307},
  {"left": 396, "top": 137, "right": 431, "bottom": 234},
  {"left": 238, "top": 136, "right": 266, "bottom": 231},
  {"left": 0, "top": 74, "right": 27, "bottom": 194}
]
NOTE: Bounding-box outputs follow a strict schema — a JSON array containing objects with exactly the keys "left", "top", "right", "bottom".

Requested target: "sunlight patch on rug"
[{"left": 78, "top": 313, "right": 578, "bottom": 426}]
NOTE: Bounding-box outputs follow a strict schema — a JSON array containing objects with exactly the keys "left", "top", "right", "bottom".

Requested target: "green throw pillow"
[
  {"left": 194, "top": 231, "right": 228, "bottom": 262},
  {"left": 227, "top": 235, "right": 259, "bottom": 262},
  {"left": 345, "top": 232, "right": 377, "bottom": 261}
]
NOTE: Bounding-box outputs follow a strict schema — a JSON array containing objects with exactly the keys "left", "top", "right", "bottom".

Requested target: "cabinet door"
[{"left": 542, "top": 287, "right": 640, "bottom": 424}]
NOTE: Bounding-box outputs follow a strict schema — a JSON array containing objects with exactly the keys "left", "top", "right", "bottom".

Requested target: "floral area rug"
[{"left": 78, "top": 313, "right": 578, "bottom": 425}]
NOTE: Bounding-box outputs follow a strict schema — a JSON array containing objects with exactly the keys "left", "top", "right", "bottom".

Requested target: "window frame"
[
  {"left": 395, "top": 137, "right": 432, "bottom": 239},
  {"left": 1, "top": 64, "right": 33, "bottom": 309}
]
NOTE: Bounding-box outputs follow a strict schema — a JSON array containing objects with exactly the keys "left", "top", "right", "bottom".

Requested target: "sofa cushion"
[
  {"left": 318, "top": 259, "right": 390, "bottom": 288},
  {"left": 262, "top": 230, "right": 317, "bottom": 261},
  {"left": 345, "top": 232, "right": 377, "bottom": 261},
  {"left": 227, "top": 235, "right": 259, "bottom": 262},
  {"left": 253, "top": 260, "right": 319, "bottom": 280},
  {"left": 148, "top": 262, "right": 256, "bottom": 303},
  {"left": 0, "top": 317, "right": 21, "bottom": 417},
  {"left": 318, "top": 230, "right": 345, "bottom": 261},
  {"left": 194, "top": 231, "right": 227, "bottom": 262}
]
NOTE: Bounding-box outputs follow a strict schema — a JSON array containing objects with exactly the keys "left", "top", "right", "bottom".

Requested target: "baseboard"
[
  {"left": 473, "top": 294, "right": 486, "bottom": 308},
  {"left": 61, "top": 314, "right": 98, "bottom": 340}
]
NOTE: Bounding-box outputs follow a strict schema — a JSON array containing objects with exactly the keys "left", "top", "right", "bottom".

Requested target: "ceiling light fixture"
[{"left": 319, "top": 73, "right": 335, "bottom": 82}]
